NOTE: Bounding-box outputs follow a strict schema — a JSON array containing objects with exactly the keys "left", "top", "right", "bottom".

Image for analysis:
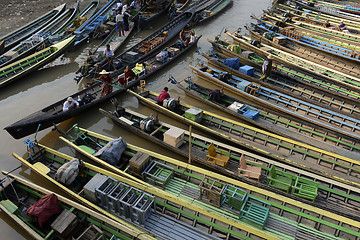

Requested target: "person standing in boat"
[
  {"left": 104, "top": 44, "right": 115, "bottom": 71},
  {"left": 259, "top": 55, "right": 272, "bottom": 81},
  {"left": 63, "top": 97, "right": 79, "bottom": 111},
  {"left": 156, "top": 87, "right": 170, "bottom": 106},
  {"left": 123, "top": 10, "right": 131, "bottom": 32},
  {"left": 116, "top": 10, "right": 125, "bottom": 37},
  {"left": 98, "top": 70, "right": 113, "bottom": 97}
]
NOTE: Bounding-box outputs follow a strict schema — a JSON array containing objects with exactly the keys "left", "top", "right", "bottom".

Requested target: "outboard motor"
[
  {"left": 163, "top": 97, "right": 177, "bottom": 110},
  {"left": 140, "top": 115, "right": 155, "bottom": 132}
]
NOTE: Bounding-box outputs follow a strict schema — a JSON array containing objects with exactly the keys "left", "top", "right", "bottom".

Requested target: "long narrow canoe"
[
  {"left": 191, "top": 0, "right": 233, "bottom": 24},
  {"left": 225, "top": 30, "right": 360, "bottom": 95},
  {"left": 0, "top": 36, "right": 75, "bottom": 88},
  {"left": 0, "top": 4, "right": 66, "bottom": 54},
  {"left": 55, "top": 126, "right": 360, "bottom": 239},
  {"left": 253, "top": 21, "right": 360, "bottom": 65},
  {"left": 128, "top": 89, "right": 360, "bottom": 185},
  {"left": 73, "top": 0, "right": 117, "bottom": 47},
  {"left": 14, "top": 143, "right": 274, "bottom": 240},
  {"left": 4, "top": 36, "right": 200, "bottom": 139},
  {"left": 136, "top": 0, "right": 174, "bottom": 27},
  {"left": 0, "top": 173, "right": 155, "bottom": 240},
  {"left": 172, "top": 78, "right": 360, "bottom": 154},
  {"left": 99, "top": 107, "right": 360, "bottom": 219},
  {"left": 190, "top": 63, "right": 360, "bottom": 141},
  {"left": 209, "top": 38, "right": 360, "bottom": 117},
  {"left": 247, "top": 25, "right": 360, "bottom": 79},
  {"left": 0, "top": 4, "right": 79, "bottom": 68}
]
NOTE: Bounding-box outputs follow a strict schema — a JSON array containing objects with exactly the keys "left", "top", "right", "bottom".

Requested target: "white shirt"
[
  {"left": 117, "top": 2, "right": 122, "bottom": 9},
  {"left": 63, "top": 100, "right": 79, "bottom": 111},
  {"left": 116, "top": 13, "right": 123, "bottom": 23},
  {"left": 189, "top": 35, "right": 195, "bottom": 44},
  {"left": 130, "top": 0, "right": 136, "bottom": 7},
  {"left": 104, "top": 48, "right": 114, "bottom": 58},
  {"left": 122, "top": 5, "right": 128, "bottom": 13}
]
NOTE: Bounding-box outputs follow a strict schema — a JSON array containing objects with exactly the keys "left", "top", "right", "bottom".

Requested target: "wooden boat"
[
  {"left": 209, "top": 36, "right": 360, "bottom": 116},
  {"left": 0, "top": 36, "right": 75, "bottom": 88},
  {"left": 225, "top": 29, "right": 360, "bottom": 93},
  {"left": 57, "top": 0, "right": 100, "bottom": 37},
  {"left": 259, "top": 13, "right": 360, "bottom": 48},
  {"left": 168, "top": 0, "right": 191, "bottom": 15},
  {"left": 252, "top": 21, "right": 360, "bottom": 65},
  {"left": 136, "top": 0, "right": 174, "bottom": 27},
  {"left": 73, "top": 0, "right": 117, "bottom": 47},
  {"left": 127, "top": 89, "right": 360, "bottom": 185},
  {"left": 99, "top": 107, "right": 360, "bottom": 219},
  {"left": 4, "top": 36, "right": 201, "bottom": 139},
  {"left": 0, "top": 4, "right": 66, "bottom": 55},
  {"left": 247, "top": 24, "right": 360, "bottom": 78},
  {"left": 275, "top": 2, "right": 360, "bottom": 29},
  {"left": 171, "top": 77, "right": 360, "bottom": 154},
  {"left": 52, "top": 126, "right": 360, "bottom": 238},
  {"left": 0, "top": 4, "right": 79, "bottom": 68},
  {"left": 190, "top": 0, "right": 232, "bottom": 25},
  {"left": 0, "top": 173, "right": 154, "bottom": 239},
  {"left": 79, "top": 7, "right": 196, "bottom": 79},
  {"left": 304, "top": 0, "right": 360, "bottom": 15},
  {"left": 14, "top": 142, "right": 277, "bottom": 240},
  {"left": 190, "top": 63, "right": 360, "bottom": 141}
]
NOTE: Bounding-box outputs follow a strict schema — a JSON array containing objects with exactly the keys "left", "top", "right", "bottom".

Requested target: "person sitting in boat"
[
  {"left": 118, "top": 66, "right": 135, "bottom": 86},
  {"left": 98, "top": 70, "right": 113, "bottom": 97},
  {"left": 63, "top": 97, "right": 79, "bottom": 111},
  {"left": 104, "top": 44, "right": 115, "bottom": 71},
  {"left": 259, "top": 55, "right": 273, "bottom": 81},
  {"left": 208, "top": 87, "right": 224, "bottom": 102},
  {"left": 156, "top": 87, "right": 170, "bottom": 106},
  {"left": 179, "top": 29, "right": 190, "bottom": 47},
  {"left": 189, "top": 30, "right": 196, "bottom": 45},
  {"left": 338, "top": 20, "right": 347, "bottom": 32},
  {"left": 323, "top": 20, "right": 331, "bottom": 28}
]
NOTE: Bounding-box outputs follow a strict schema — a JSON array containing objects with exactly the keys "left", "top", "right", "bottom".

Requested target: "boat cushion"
[{"left": 94, "top": 138, "right": 127, "bottom": 166}]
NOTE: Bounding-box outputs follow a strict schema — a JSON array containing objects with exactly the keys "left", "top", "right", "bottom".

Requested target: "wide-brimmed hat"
[
  {"left": 67, "top": 97, "right": 74, "bottom": 102},
  {"left": 99, "top": 69, "right": 109, "bottom": 75}
]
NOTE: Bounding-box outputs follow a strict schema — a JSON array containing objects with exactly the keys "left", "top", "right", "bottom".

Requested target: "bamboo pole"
[{"left": 188, "top": 125, "right": 192, "bottom": 164}]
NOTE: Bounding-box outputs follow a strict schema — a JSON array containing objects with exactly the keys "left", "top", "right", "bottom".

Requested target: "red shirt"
[{"left": 156, "top": 90, "right": 170, "bottom": 104}]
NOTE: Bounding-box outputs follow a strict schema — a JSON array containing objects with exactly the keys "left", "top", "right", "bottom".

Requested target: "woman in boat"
[
  {"left": 123, "top": 10, "right": 131, "bottom": 32},
  {"left": 156, "top": 87, "right": 170, "bottom": 105},
  {"left": 98, "top": 70, "right": 113, "bottom": 97},
  {"left": 189, "top": 30, "right": 196, "bottom": 44},
  {"left": 179, "top": 29, "right": 190, "bottom": 47},
  {"left": 62, "top": 97, "right": 79, "bottom": 111},
  {"left": 259, "top": 55, "right": 273, "bottom": 81}
]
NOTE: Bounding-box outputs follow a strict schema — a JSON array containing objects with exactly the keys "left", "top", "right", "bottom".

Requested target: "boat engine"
[
  {"left": 140, "top": 115, "right": 155, "bottom": 132},
  {"left": 163, "top": 98, "right": 177, "bottom": 110}
]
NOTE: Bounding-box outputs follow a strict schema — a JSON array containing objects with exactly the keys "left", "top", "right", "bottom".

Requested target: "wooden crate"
[
  {"left": 129, "top": 151, "right": 151, "bottom": 176},
  {"left": 163, "top": 127, "right": 185, "bottom": 148},
  {"left": 199, "top": 176, "right": 225, "bottom": 207}
]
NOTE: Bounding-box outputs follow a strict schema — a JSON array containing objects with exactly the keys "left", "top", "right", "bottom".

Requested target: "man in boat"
[
  {"left": 156, "top": 87, "right": 170, "bottom": 106},
  {"left": 116, "top": 10, "right": 125, "bottom": 37},
  {"left": 208, "top": 87, "right": 224, "bottom": 102},
  {"left": 63, "top": 97, "right": 79, "bottom": 111},
  {"left": 118, "top": 65, "right": 135, "bottom": 86},
  {"left": 338, "top": 20, "right": 348, "bottom": 32},
  {"left": 98, "top": 70, "right": 113, "bottom": 97},
  {"left": 259, "top": 54, "right": 273, "bottom": 81},
  {"left": 104, "top": 44, "right": 115, "bottom": 71},
  {"left": 179, "top": 29, "right": 190, "bottom": 47}
]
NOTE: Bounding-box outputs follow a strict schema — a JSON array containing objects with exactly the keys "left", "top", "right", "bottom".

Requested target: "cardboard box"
[
  {"left": 163, "top": 127, "right": 185, "bottom": 148},
  {"left": 129, "top": 152, "right": 151, "bottom": 175},
  {"left": 227, "top": 102, "right": 245, "bottom": 113},
  {"left": 273, "top": 37, "right": 287, "bottom": 45}
]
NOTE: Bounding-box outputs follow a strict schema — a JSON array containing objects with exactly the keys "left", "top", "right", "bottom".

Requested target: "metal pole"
[{"left": 188, "top": 125, "right": 192, "bottom": 164}]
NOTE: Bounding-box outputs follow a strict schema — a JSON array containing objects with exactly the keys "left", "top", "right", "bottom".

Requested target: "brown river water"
[{"left": 0, "top": 0, "right": 272, "bottom": 238}]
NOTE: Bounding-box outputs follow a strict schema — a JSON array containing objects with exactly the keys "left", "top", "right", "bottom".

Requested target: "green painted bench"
[
  {"left": 239, "top": 195, "right": 271, "bottom": 229},
  {"left": 291, "top": 177, "right": 319, "bottom": 202},
  {"left": 142, "top": 161, "right": 174, "bottom": 189},
  {"left": 267, "top": 165, "right": 296, "bottom": 193},
  {"left": 221, "top": 185, "right": 247, "bottom": 211}
]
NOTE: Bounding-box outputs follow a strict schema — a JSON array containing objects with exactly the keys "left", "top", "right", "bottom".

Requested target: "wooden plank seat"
[
  {"left": 74, "top": 223, "right": 103, "bottom": 240},
  {"left": 51, "top": 209, "right": 78, "bottom": 237},
  {"left": 238, "top": 155, "right": 262, "bottom": 181},
  {"left": 239, "top": 195, "right": 271, "bottom": 229},
  {"left": 205, "top": 142, "right": 230, "bottom": 167},
  {"left": 291, "top": 177, "right": 319, "bottom": 202},
  {"left": 266, "top": 165, "right": 296, "bottom": 193},
  {"left": 221, "top": 185, "right": 247, "bottom": 211}
]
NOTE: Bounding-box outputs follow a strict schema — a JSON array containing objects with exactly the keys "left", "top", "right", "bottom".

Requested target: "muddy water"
[{"left": 0, "top": 0, "right": 272, "bottom": 238}]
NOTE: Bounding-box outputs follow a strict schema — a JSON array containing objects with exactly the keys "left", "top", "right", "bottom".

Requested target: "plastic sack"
[
  {"left": 55, "top": 158, "right": 82, "bottom": 186},
  {"left": 223, "top": 58, "right": 240, "bottom": 70},
  {"left": 93, "top": 138, "right": 127, "bottom": 165}
]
